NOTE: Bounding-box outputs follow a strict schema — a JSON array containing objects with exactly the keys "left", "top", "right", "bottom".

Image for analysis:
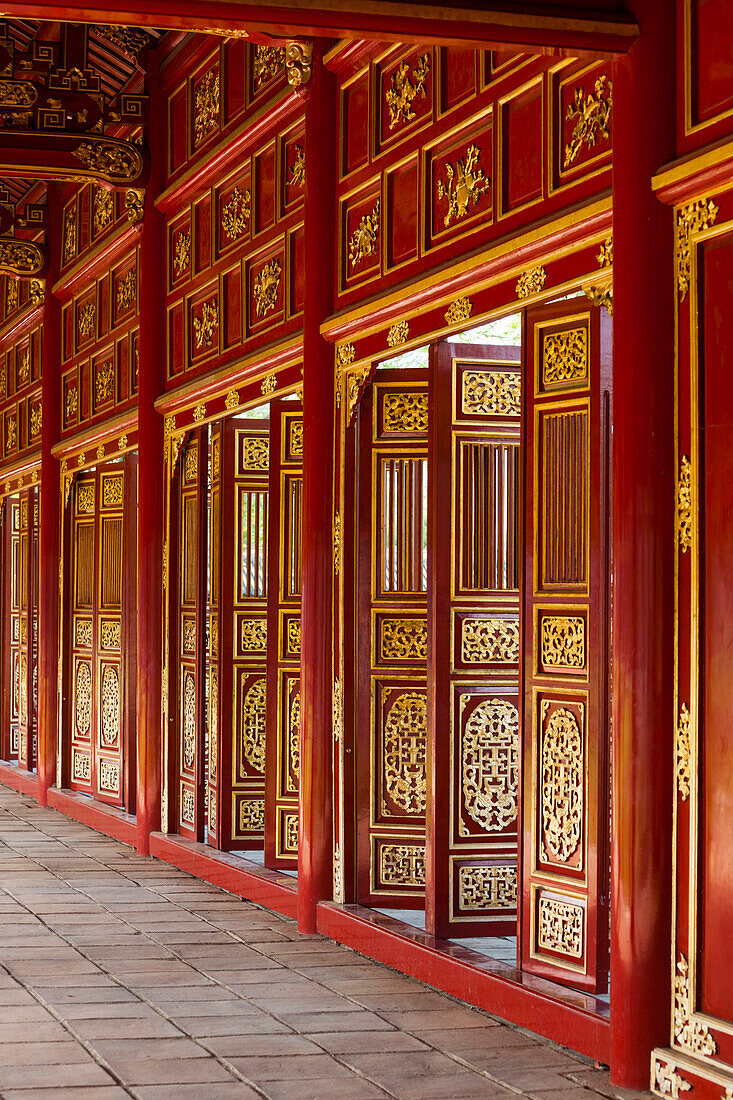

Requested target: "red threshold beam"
[{"left": 0, "top": 1, "right": 638, "bottom": 54}]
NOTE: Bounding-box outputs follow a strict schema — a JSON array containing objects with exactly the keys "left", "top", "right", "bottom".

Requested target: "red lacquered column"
[
  {"left": 611, "top": 1, "right": 676, "bottom": 1087},
  {"left": 298, "top": 42, "right": 338, "bottom": 933},
  {"left": 136, "top": 50, "right": 166, "bottom": 855},
  {"left": 37, "top": 184, "right": 62, "bottom": 806}
]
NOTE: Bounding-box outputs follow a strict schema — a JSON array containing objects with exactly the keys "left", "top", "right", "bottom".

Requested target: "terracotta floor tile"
[
  {"left": 132, "top": 1084, "right": 263, "bottom": 1100},
  {"left": 172, "top": 1014, "right": 291, "bottom": 1037},
  {"left": 250, "top": 1075, "right": 388, "bottom": 1099},
  {"left": 100, "top": 1056, "right": 237, "bottom": 1085},
  {"left": 309, "top": 1030, "right": 429, "bottom": 1054}
]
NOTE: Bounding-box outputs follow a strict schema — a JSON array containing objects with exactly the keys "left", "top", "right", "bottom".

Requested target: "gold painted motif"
[
  {"left": 349, "top": 199, "right": 380, "bottom": 268},
  {"left": 336, "top": 343, "right": 355, "bottom": 368},
  {"left": 437, "top": 144, "right": 490, "bottom": 228},
  {"left": 381, "top": 618, "right": 427, "bottom": 661},
  {"left": 225, "top": 389, "right": 240, "bottom": 410},
  {"left": 95, "top": 361, "right": 114, "bottom": 404},
  {"left": 285, "top": 41, "right": 312, "bottom": 88},
  {"left": 444, "top": 296, "right": 473, "bottom": 325},
  {"left": 100, "top": 621, "right": 121, "bottom": 649},
  {"left": 382, "top": 391, "right": 427, "bottom": 432},
  {"left": 458, "top": 865, "right": 517, "bottom": 910},
  {"left": 386, "top": 53, "right": 430, "bottom": 129},
  {"left": 461, "top": 697, "right": 519, "bottom": 832},
  {"left": 674, "top": 954, "right": 716, "bottom": 1056},
  {"left": 461, "top": 619, "right": 519, "bottom": 664},
  {"left": 194, "top": 66, "right": 220, "bottom": 146},
  {"left": 183, "top": 672, "right": 196, "bottom": 770},
  {"left": 78, "top": 301, "right": 96, "bottom": 339},
  {"left": 288, "top": 145, "right": 305, "bottom": 188},
  {"left": 75, "top": 663, "right": 92, "bottom": 736},
  {"left": 240, "top": 799, "right": 265, "bottom": 831},
  {"left": 174, "top": 230, "right": 190, "bottom": 278},
  {"left": 102, "top": 477, "right": 123, "bottom": 507},
  {"left": 333, "top": 677, "right": 342, "bottom": 742},
  {"left": 242, "top": 437, "right": 269, "bottom": 470},
  {"left": 193, "top": 300, "right": 219, "bottom": 349},
  {"left": 17, "top": 348, "right": 29, "bottom": 386},
  {"left": 516, "top": 266, "right": 547, "bottom": 299},
  {"left": 254, "top": 258, "right": 282, "bottom": 317},
  {"left": 383, "top": 691, "right": 427, "bottom": 815},
  {"left": 652, "top": 1060, "right": 691, "bottom": 1098},
  {"left": 380, "top": 844, "right": 425, "bottom": 886},
  {"left": 182, "top": 619, "right": 196, "bottom": 653},
  {"left": 254, "top": 44, "right": 285, "bottom": 89},
  {"left": 242, "top": 678, "right": 266, "bottom": 773},
  {"left": 387, "top": 319, "right": 410, "bottom": 347},
  {"left": 541, "top": 617, "right": 585, "bottom": 669},
  {"left": 676, "top": 703, "right": 691, "bottom": 802},
  {"left": 537, "top": 894, "right": 584, "bottom": 957},
  {"left": 542, "top": 328, "right": 588, "bottom": 386},
  {"left": 541, "top": 703, "right": 583, "bottom": 862},
  {"left": 675, "top": 197, "right": 719, "bottom": 302},
  {"left": 462, "top": 370, "right": 520, "bottom": 416},
  {"left": 221, "top": 186, "right": 251, "bottom": 241},
  {"left": 117, "top": 268, "right": 136, "bottom": 312},
  {"left": 93, "top": 187, "right": 113, "bottom": 233},
  {"left": 100, "top": 666, "right": 120, "bottom": 746},
  {"left": 261, "top": 372, "right": 278, "bottom": 396},
  {"left": 209, "top": 790, "right": 217, "bottom": 832},
  {"left": 242, "top": 620, "right": 267, "bottom": 650},
  {"left": 677, "top": 455, "right": 692, "bottom": 552},
  {"left": 564, "top": 75, "right": 612, "bottom": 168}
]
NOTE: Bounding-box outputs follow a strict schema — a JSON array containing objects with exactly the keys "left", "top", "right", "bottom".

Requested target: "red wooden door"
[
  {"left": 521, "top": 299, "right": 611, "bottom": 993},
  {"left": 0, "top": 496, "right": 19, "bottom": 762},
  {"left": 265, "top": 400, "right": 303, "bottom": 869},
  {"left": 16, "top": 489, "right": 37, "bottom": 772},
  {"left": 427, "top": 341, "right": 521, "bottom": 938},
  {"left": 174, "top": 432, "right": 207, "bottom": 840},
  {"left": 355, "top": 372, "right": 429, "bottom": 909}
]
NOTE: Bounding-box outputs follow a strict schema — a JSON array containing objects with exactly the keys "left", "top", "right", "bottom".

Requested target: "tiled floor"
[{"left": 0, "top": 785, "right": 648, "bottom": 1099}]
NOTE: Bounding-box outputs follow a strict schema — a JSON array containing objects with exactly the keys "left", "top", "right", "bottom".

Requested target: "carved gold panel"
[
  {"left": 536, "top": 890, "right": 585, "bottom": 959},
  {"left": 539, "top": 699, "right": 584, "bottom": 866},
  {"left": 460, "top": 618, "right": 519, "bottom": 664},
  {"left": 462, "top": 370, "right": 520, "bottom": 416},
  {"left": 382, "top": 690, "right": 427, "bottom": 816},
  {"left": 460, "top": 696, "right": 519, "bottom": 833},
  {"left": 539, "top": 614, "right": 585, "bottom": 670},
  {"left": 457, "top": 864, "right": 517, "bottom": 911},
  {"left": 379, "top": 843, "right": 426, "bottom": 887}
]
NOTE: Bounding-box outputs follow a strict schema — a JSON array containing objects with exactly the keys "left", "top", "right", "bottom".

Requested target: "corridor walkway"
[{"left": 0, "top": 785, "right": 647, "bottom": 1100}]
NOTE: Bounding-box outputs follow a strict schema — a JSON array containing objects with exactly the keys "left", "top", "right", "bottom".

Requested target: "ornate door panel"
[
  {"left": 265, "top": 400, "right": 302, "bottom": 870},
  {"left": 175, "top": 432, "right": 207, "bottom": 840},
  {"left": 67, "top": 463, "right": 134, "bottom": 807},
  {"left": 427, "top": 343, "right": 521, "bottom": 938},
  {"left": 652, "top": 218, "right": 733, "bottom": 1096},
  {"left": 356, "top": 374, "right": 428, "bottom": 909},
  {"left": 521, "top": 300, "right": 611, "bottom": 993},
  {"left": 16, "top": 490, "right": 37, "bottom": 772},
  {"left": 2, "top": 497, "right": 20, "bottom": 761}
]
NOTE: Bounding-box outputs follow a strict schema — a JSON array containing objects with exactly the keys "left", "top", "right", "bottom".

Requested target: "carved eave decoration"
[
  {"left": 89, "top": 24, "right": 155, "bottom": 60},
  {"left": 285, "top": 41, "right": 313, "bottom": 89},
  {"left": 0, "top": 236, "right": 44, "bottom": 276}
]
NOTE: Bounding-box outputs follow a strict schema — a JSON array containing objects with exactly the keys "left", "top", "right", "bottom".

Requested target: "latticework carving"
[
  {"left": 542, "top": 328, "right": 588, "bottom": 385},
  {"left": 242, "top": 620, "right": 267, "bottom": 650},
  {"left": 458, "top": 865, "right": 517, "bottom": 910},
  {"left": 288, "top": 692, "right": 301, "bottom": 785},
  {"left": 461, "top": 619, "right": 519, "bottom": 664},
  {"left": 287, "top": 618, "right": 301, "bottom": 656},
  {"left": 382, "top": 392, "right": 428, "bottom": 432},
  {"left": 181, "top": 787, "right": 195, "bottom": 824},
  {"left": 541, "top": 616, "right": 585, "bottom": 669},
  {"left": 240, "top": 799, "right": 265, "bottom": 832},
  {"left": 72, "top": 750, "right": 91, "bottom": 781},
  {"left": 461, "top": 698, "right": 519, "bottom": 832},
  {"left": 183, "top": 672, "right": 196, "bottom": 770},
  {"left": 77, "top": 483, "right": 95, "bottom": 514},
  {"left": 100, "top": 666, "right": 119, "bottom": 746},
  {"left": 99, "top": 759, "right": 119, "bottom": 793},
  {"left": 462, "top": 370, "right": 520, "bottom": 416},
  {"left": 381, "top": 618, "right": 427, "bottom": 661},
  {"left": 75, "top": 663, "right": 92, "bottom": 736},
  {"left": 103, "top": 476, "right": 124, "bottom": 507},
  {"left": 285, "top": 812, "right": 299, "bottom": 851},
  {"left": 380, "top": 844, "right": 425, "bottom": 886},
  {"left": 541, "top": 705, "right": 583, "bottom": 862},
  {"left": 242, "top": 437, "right": 269, "bottom": 470},
  {"left": 383, "top": 691, "right": 427, "bottom": 815},
  {"left": 242, "top": 678, "right": 266, "bottom": 773},
  {"left": 652, "top": 1059, "right": 691, "bottom": 1099},
  {"left": 674, "top": 954, "right": 716, "bottom": 1057},
  {"left": 537, "top": 894, "right": 584, "bottom": 957},
  {"left": 75, "top": 619, "right": 93, "bottom": 648},
  {"left": 100, "top": 621, "right": 121, "bottom": 650}
]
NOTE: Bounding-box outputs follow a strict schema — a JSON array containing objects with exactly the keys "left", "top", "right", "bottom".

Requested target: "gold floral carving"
[
  {"left": 676, "top": 198, "right": 719, "bottom": 301},
  {"left": 223, "top": 390, "right": 239, "bottom": 412},
  {"left": 180, "top": 787, "right": 194, "bottom": 824},
  {"left": 117, "top": 268, "right": 136, "bottom": 311},
  {"left": 241, "top": 619, "right": 267, "bottom": 650},
  {"left": 73, "top": 139, "right": 144, "bottom": 183},
  {"left": 461, "top": 697, "right": 519, "bottom": 831},
  {"left": 387, "top": 320, "right": 410, "bottom": 348},
  {"left": 96, "top": 444, "right": 106, "bottom": 461},
  {"left": 597, "top": 236, "right": 612, "bottom": 267},
  {"left": 0, "top": 241, "right": 43, "bottom": 277},
  {"left": 516, "top": 266, "right": 547, "bottom": 299},
  {"left": 63, "top": 208, "right": 77, "bottom": 263},
  {"left": 193, "top": 300, "right": 219, "bottom": 349},
  {"left": 458, "top": 865, "right": 517, "bottom": 911},
  {"left": 243, "top": 678, "right": 266, "bottom": 773},
  {"left": 346, "top": 364, "right": 371, "bottom": 420},
  {"left": 29, "top": 279, "right": 44, "bottom": 307},
  {"left": 254, "top": 44, "right": 285, "bottom": 89},
  {"left": 75, "top": 662, "right": 92, "bottom": 736},
  {"left": 18, "top": 348, "right": 29, "bottom": 385},
  {"left": 100, "top": 666, "right": 120, "bottom": 746},
  {"left": 194, "top": 67, "right": 220, "bottom": 146},
  {"left": 285, "top": 41, "right": 313, "bottom": 88},
  {"left": 348, "top": 200, "right": 380, "bottom": 268},
  {"left": 380, "top": 844, "right": 425, "bottom": 886},
  {"left": 288, "top": 145, "right": 305, "bottom": 190},
  {"left": 222, "top": 186, "right": 251, "bottom": 241},
  {"left": 182, "top": 619, "right": 196, "bottom": 654},
  {"left": 240, "top": 799, "right": 265, "bottom": 832},
  {"left": 564, "top": 75, "right": 612, "bottom": 168},
  {"left": 541, "top": 616, "right": 585, "bottom": 669},
  {"left": 261, "top": 372, "right": 277, "bottom": 396},
  {"left": 102, "top": 476, "right": 123, "bottom": 507},
  {"left": 285, "top": 813, "right": 299, "bottom": 851},
  {"left": 183, "top": 672, "right": 196, "bottom": 770},
  {"left": 386, "top": 53, "right": 430, "bottom": 129},
  {"left": 184, "top": 447, "right": 198, "bottom": 484},
  {"left": 541, "top": 703, "right": 583, "bottom": 862},
  {"left": 208, "top": 669, "right": 218, "bottom": 779},
  {"left": 677, "top": 455, "right": 692, "bottom": 553},
  {"left": 542, "top": 328, "right": 588, "bottom": 385},
  {"left": 72, "top": 750, "right": 91, "bottom": 781},
  {"left": 118, "top": 435, "right": 128, "bottom": 452},
  {"left": 444, "top": 295, "right": 473, "bottom": 325},
  {"left": 676, "top": 703, "right": 691, "bottom": 802},
  {"left": 333, "top": 843, "right": 344, "bottom": 903},
  {"left": 289, "top": 420, "right": 303, "bottom": 457},
  {"left": 383, "top": 691, "right": 427, "bottom": 815},
  {"left": 337, "top": 343, "right": 356, "bottom": 368},
  {"left": 100, "top": 621, "right": 121, "bottom": 650},
  {"left": 95, "top": 361, "right": 114, "bottom": 406},
  {"left": 437, "top": 144, "right": 490, "bottom": 227},
  {"left": 78, "top": 301, "right": 96, "bottom": 339},
  {"left": 333, "top": 510, "right": 341, "bottom": 574},
  {"left": 537, "top": 894, "right": 584, "bottom": 957},
  {"left": 584, "top": 283, "right": 613, "bottom": 314},
  {"left": 243, "top": 437, "right": 268, "bottom": 470},
  {"left": 288, "top": 692, "right": 300, "bottom": 786},
  {"left": 66, "top": 386, "right": 78, "bottom": 422},
  {"left": 5, "top": 278, "right": 18, "bottom": 312},
  {"left": 652, "top": 1059, "right": 691, "bottom": 1099},
  {"left": 254, "top": 258, "right": 282, "bottom": 317},
  {"left": 193, "top": 402, "right": 206, "bottom": 423},
  {"left": 674, "top": 954, "right": 716, "bottom": 1056},
  {"left": 382, "top": 391, "right": 428, "bottom": 432},
  {"left": 75, "top": 619, "right": 93, "bottom": 648},
  {"left": 125, "top": 189, "right": 144, "bottom": 225},
  {"left": 0, "top": 79, "right": 36, "bottom": 107},
  {"left": 174, "top": 230, "right": 190, "bottom": 277},
  {"left": 462, "top": 370, "right": 520, "bottom": 416},
  {"left": 287, "top": 618, "right": 301, "bottom": 656},
  {"left": 381, "top": 618, "right": 428, "bottom": 661},
  {"left": 461, "top": 619, "right": 519, "bottom": 664},
  {"left": 6, "top": 414, "right": 16, "bottom": 451},
  {"left": 29, "top": 404, "right": 41, "bottom": 438}
]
